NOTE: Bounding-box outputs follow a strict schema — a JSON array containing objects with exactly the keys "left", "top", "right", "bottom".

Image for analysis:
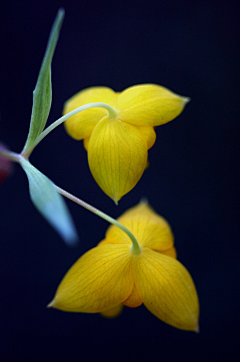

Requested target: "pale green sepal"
[
  {"left": 22, "top": 9, "right": 64, "bottom": 156},
  {"left": 20, "top": 158, "right": 78, "bottom": 245}
]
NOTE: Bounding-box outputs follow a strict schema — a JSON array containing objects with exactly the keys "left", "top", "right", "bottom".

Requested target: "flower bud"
[{"left": 0, "top": 143, "right": 13, "bottom": 186}]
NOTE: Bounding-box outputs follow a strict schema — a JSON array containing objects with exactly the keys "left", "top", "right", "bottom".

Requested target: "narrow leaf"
[
  {"left": 22, "top": 9, "right": 64, "bottom": 155},
  {"left": 20, "top": 158, "right": 78, "bottom": 245}
]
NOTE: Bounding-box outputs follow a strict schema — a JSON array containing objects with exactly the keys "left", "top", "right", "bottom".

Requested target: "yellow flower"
[
  {"left": 63, "top": 84, "right": 189, "bottom": 203},
  {"left": 49, "top": 202, "right": 199, "bottom": 331}
]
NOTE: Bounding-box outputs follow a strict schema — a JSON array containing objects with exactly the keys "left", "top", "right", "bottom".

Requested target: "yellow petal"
[
  {"left": 118, "top": 84, "right": 189, "bottom": 127},
  {"left": 123, "top": 284, "right": 142, "bottom": 308},
  {"left": 97, "top": 238, "right": 127, "bottom": 246},
  {"left": 63, "top": 87, "right": 117, "bottom": 140},
  {"left": 100, "top": 304, "right": 123, "bottom": 318},
  {"left": 88, "top": 117, "right": 148, "bottom": 203},
  {"left": 136, "top": 126, "right": 156, "bottom": 149},
  {"left": 133, "top": 248, "right": 199, "bottom": 331},
  {"left": 159, "top": 246, "right": 177, "bottom": 259},
  {"left": 145, "top": 159, "right": 149, "bottom": 170},
  {"left": 105, "top": 202, "right": 174, "bottom": 252},
  {"left": 83, "top": 137, "right": 90, "bottom": 151},
  {"left": 49, "top": 245, "right": 134, "bottom": 313}
]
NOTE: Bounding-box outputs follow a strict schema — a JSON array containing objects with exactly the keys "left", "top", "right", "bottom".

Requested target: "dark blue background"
[{"left": 0, "top": 1, "right": 239, "bottom": 361}]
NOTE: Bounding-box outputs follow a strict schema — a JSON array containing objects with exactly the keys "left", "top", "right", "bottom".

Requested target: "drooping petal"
[
  {"left": 64, "top": 87, "right": 117, "bottom": 140},
  {"left": 118, "top": 84, "right": 189, "bottom": 127},
  {"left": 123, "top": 284, "right": 143, "bottom": 308},
  {"left": 88, "top": 117, "right": 148, "bottom": 203},
  {"left": 136, "top": 126, "right": 156, "bottom": 149},
  {"left": 159, "top": 246, "right": 177, "bottom": 259},
  {"left": 100, "top": 304, "right": 124, "bottom": 318},
  {"left": 133, "top": 248, "right": 199, "bottom": 331},
  {"left": 97, "top": 238, "right": 129, "bottom": 246},
  {"left": 105, "top": 202, "right": 174, "bottom": 252},
  {"left": 49, "top": 245, "right": 134, "bottom": 313},
  {"left": 83, "top": 137, "right": 90, "bottom": 151}
]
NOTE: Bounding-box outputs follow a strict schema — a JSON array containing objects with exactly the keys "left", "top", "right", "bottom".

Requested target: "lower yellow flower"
[
  {"left": 49, "top": 202, "right": 199, "bottom": 331},
  {"left": 63, "top": 84, "right": 189, "bottom": 203}
]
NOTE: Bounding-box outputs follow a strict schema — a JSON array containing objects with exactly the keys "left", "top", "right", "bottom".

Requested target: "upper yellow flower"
[
  {"left": 49, "top": 202, "right": 199, "bottom": 331},
  {"left": 63, "top": 84, "right": 189, "bottom": 203}
]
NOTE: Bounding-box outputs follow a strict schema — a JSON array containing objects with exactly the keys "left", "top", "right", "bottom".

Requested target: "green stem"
[
  {"left": 0, "top": 146, "right": 141, "bottom": 253},
  {"left": 56, "top": 185, "right": 141, "bottom": 255},
  {"left": 0, "top": 149, "right": 21, "bottom": 163},
  {"left": 24, "top": 102, "right": 118, "bottom": 157}
]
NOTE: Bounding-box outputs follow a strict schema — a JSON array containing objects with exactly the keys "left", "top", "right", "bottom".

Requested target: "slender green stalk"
[
  {"left": 0, "top": 147, "right": 141, "bottom": 253},
  {"left": 0, "top": 149, "right": 20, "bottom": 163},
  {"left": 24, "top": 102, "right": 118, "bottom": 156},
  {"left": 56, "top": 185, "right": 142, "bottom": 255}
]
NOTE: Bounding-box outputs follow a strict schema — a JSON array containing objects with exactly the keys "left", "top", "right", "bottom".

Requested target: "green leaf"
[
  {"left": 22, "top": 9, "right": 64, "bottom": 156},
  {"left": 20, "top": 158, "right": 78, "bottom": 245}
]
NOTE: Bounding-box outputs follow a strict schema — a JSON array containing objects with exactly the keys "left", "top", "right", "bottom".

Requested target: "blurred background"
[{"left": 0, "top": 0, "right": 239, "bottom": 361}]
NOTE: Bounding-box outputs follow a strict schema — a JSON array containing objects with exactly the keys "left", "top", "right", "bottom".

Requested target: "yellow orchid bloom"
[
  {"left": 63, "top": 84, "right": 189, "bottom": 203},
  {"left": 49, "top": 202, "right": 199, "bottom": 332}
]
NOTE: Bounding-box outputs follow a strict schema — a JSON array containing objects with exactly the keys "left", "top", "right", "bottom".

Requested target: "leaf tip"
[
  {"left": 57, "top": 8, "right": 65, "bottom": 20},
  {"left": 62, "top": 229, "right": 79, "bottom": 247}
]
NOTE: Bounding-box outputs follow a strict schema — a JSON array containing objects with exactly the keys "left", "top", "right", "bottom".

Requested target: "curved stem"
[
  {"left": 0, "top": 149, "right": 21, "bottom": 163},
  {"left": 24, "top": 102, "right": 118, "bottom": 157},
  {"left": 55, "top": 185, "right": 141, "bottom": 255}
]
